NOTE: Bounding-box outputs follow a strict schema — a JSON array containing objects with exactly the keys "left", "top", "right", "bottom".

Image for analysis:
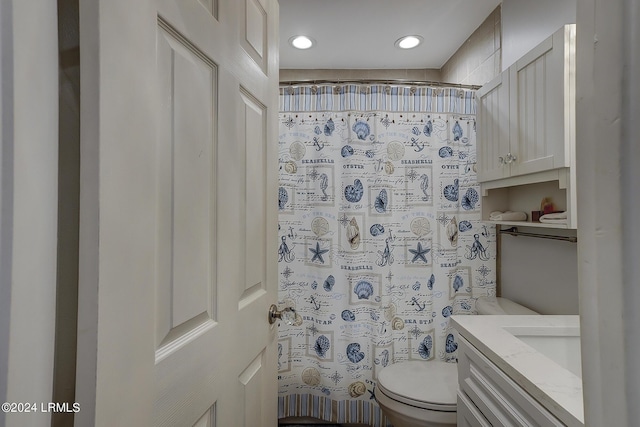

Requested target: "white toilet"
[{"left": 375, "top": 297, "right": 538, "bottom": 427}]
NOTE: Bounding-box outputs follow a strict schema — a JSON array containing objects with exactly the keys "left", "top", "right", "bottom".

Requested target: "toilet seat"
[{"left": 377, "top": 361, "right": 457, "bottom": 412}]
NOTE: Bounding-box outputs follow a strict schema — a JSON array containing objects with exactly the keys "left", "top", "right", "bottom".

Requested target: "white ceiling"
[{"left": 279, "top": 0, "right": 502, "bottom": 70}]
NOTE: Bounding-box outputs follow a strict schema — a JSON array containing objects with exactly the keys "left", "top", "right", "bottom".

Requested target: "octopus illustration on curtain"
[{"left": 277, "top": 84, "right": 497, "bottom": 427}]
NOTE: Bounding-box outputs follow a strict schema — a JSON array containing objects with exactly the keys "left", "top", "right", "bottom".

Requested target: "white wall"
[
  {"left": 500, "top": 233, "right": 579, "bottom": 314},
  {"left": 501, "top": 0, "right": 577, "bottom": 70}
]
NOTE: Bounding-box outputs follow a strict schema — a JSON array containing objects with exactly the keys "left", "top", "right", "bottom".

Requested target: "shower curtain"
[{"left": 277, "top": 84, "right": 496, "bottom": 426}]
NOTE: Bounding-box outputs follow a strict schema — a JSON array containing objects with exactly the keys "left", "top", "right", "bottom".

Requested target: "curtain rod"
[
  {"left": 499, "top": 227, "right": 578, "bottom": 243},
  {"left": 279, "top": 79, "right": 481, "bottom": 90}
]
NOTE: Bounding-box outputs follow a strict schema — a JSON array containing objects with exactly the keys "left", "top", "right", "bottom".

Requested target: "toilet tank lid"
[
  {"left": 377, "top": 361, "right": 457, "bottom": 410},
  {"left": 476, "top": 296, "right": 539, "bottom": 315}
]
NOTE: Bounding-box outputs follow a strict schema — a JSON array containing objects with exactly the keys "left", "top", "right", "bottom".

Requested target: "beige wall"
[
  {"left": 440, "top": 6, "right": 502, "bottom": 86},
  {"left": 279, "top": 68, "right": 441, "bottom": 83}
]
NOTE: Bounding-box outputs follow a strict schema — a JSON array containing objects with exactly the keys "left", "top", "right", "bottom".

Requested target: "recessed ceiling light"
[
  {"left": 289, "top": 35, "right": 315, "bottom": 50},
  {"left": 395, "top": 35, "right": 423, "bottom": 49}
]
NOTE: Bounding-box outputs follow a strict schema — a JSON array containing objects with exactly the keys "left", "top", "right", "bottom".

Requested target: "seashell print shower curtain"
[{"left": 277, "top": 84, "right": 496, "bottom": 426}]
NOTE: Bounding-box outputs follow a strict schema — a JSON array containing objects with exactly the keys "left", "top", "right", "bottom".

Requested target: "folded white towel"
[
  {"left": 488, "top": 211, "right": 528, "bottom": 221},
  {"left": 539, "top": 211, "right": 567, "bottom": 223}
]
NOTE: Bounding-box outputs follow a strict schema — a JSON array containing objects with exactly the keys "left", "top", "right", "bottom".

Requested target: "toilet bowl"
[{"left": 375, "top": 297, "right": 537, "bottom": 427}]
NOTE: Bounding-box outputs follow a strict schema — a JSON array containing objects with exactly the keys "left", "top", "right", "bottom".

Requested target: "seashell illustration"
[
  {"left": 412, "top": 126, "right": 421, "bottom": 136},
  {"left": 352, "top": 121, "right": 370, "bottom": 140},
  {"left": 311, "top": 217, "right": 330, "bottom": 237},
  {"left": 459, "top": 220, "right": 473, "bottom": 232},
  {"left": 311, "top": 280, "right": 318, "bottom": 290},
  {"left": 453, "top": 121, "right": 463, "bottom": 141},
  {"left": 420, "top": 174, "right": 429, "bottom": 201},
  {"left": 324, "top": 118, "right": 335, "bottom": 136},
  {"left": 341, "top": 145, "right": 354, "bottom": 157},
  {"left": 459, "top": 151, "right": 468, "bottom": 160},
  {"left": 314, "top": 125, "right": 322, "bottom": 135},
  {"left": 410, "top": 217, "right": 431, "bottom": 237},
  {"left": 284, "top": 161, "right": 297, "bottom": 174},
  {"left": 289, "top": 141, "right": 306, "bottom": 161},
  {"left": 438, "top": 146, "right": 454, "bottom": 158},
  {"left": 378, "top": 349, "right": 390, "bottom": 367},
  {"left": 354, "top": 280, "right": 374, "bottom": 300},
  {"left": 384, "top": 303, "right": 397, "bottom": 321},
  {"left": 344, "top": 179, "right": 364, "bottom": 203},
  {"left": 365, "top": 149, "right": 375, "bottom": 158},
  {"left": 374, "top": 189, "right": 388, "bottom": 213},
  {"left": 446, "top": 333, "right": 458, "bottom": 353},
  {"left": 370, "top": 224, "right": 385, "bottom": 236},
  {"left": 427, "top": 274, "right": 435, "bottom": 290},
  {"left": 418, "top": 336, "right": 433, "bottom": 359},
  {"left": 302, "top": 367, "right": 321, "bottom": 386},
  {"left": 424, "top": 120, "right": 433, "bottom": 137},
  {"left": 447, "top": 216, "right": 459, "bottom": 247},
  {"left": 391, "top": 317, "right": 405, "bottom": 330},
  {"left": 387, "top": 141, "right": 405, "bottom": 161},
  {"left": 384, "top": 161, "right": 394, "bottom": 175},
  {"left": 346, "top": 217, "right": 360, "bottom": 249},
  {"left": 461, "top": 188, "right": 479, "bottom": 210},
  {"left": 442, "top": 306, "right": 453, "bottom": 318},
  {"left": 323, "top": 275, "right": 335, "bottom": 292},
  {"left": 341, "top": 309, "right": 356, "bottom": 322},
  {"left": 348, "top": 381, "right": 367, "bottom": 398},
  {"left": 346, "top": 343, "right": 365, "bottom": 363},
  {"left": 443, "top": 179, "right": 459, "bottom": 202},
  {"left": 453, "top": 275, "right": 464, "bottom": 292},
  {"left": 314, "top": 335, "right": 331, "bottom": 358},
  {"left": 370, "top": 311, "right": 379, "bottom": 321},
  {"left": 321, "top": 387, "right": 331, "bottom": 395},
  {"left": 278, "top": 187, "right": 289, "bottom": 210},
  {"left": 412, "top": 281, "right": 421, "bottom": 291}
]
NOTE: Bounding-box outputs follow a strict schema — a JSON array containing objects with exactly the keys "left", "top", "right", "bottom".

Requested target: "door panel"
[
  {"left": 156, "top": 19, "right": 217, "bottom": 348},
  {"left": 242, "top": 0, "right": 268, "bottom": 72},
  {"left": 76, "top": 0, "right": 278, "bottom": 426},
  {"left": 240, "top": 88, "right": 268, "bottom": 305}
]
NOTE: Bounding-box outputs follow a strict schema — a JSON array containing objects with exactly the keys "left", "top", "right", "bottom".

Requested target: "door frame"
[{"left": 0, "top": 1, "right": 59, "bottom": 426}]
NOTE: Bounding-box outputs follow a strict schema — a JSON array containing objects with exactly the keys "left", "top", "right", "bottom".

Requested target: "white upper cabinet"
[
  {"left": 477, "top": 24, "right": 576, "bottom": 182},
  {"left": 477, "top": 72, "right": 511, "bottom": 182}
]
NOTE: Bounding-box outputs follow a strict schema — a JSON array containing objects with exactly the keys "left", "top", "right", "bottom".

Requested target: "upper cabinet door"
[
  {"left": 477, "top": 73, "right": 511, "bottom": 182},
  {"left": 509, "top": 25, "right": 576, "bottom": 177}
]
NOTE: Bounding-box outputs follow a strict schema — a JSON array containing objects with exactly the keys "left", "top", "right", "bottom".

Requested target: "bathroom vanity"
[{"left": 451, "top": 315, "right": 583, "bottom": 427}]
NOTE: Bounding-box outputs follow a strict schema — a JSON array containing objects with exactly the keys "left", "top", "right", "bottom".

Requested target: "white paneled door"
[{"left": 76, "top": 0, "right": 279, "bottom": 426}]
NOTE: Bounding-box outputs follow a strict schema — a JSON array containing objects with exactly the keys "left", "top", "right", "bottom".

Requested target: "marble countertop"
[{"left": 451, "top": 315, "right": 583, "bottom": 427}]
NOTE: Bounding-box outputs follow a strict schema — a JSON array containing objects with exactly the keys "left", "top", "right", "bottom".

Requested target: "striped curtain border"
[
  {"left": 280, "top": 84, "right": 476, "bottom": 115},
  {"left": 278, "top": 394, "right": 392, "bottom": 427}
]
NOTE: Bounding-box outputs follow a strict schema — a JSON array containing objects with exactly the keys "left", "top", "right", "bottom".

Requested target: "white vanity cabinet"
[
  {"left": 476, "top": 24, "right": 577, "bottom": 229},
  {"left": 457, "top": 335, "right": 565, "bottom": 427}
]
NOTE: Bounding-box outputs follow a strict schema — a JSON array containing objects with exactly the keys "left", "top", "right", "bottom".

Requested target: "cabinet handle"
[{"left": 506, "top": 153, "right": 517, "bottom": 164}]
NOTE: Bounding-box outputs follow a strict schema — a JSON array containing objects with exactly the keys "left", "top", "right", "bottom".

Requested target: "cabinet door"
[
  {"left": 458, "top": 392, "right": 492, "bottom": 427},
  {"left": 509, "top": 25, "right": 575, "bottom": 177},
  {"left": 476, "top": 73, "right": 511, "bottom": 182}
]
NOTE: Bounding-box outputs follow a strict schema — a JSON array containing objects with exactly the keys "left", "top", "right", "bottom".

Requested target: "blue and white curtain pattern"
[{"left": 277, "top": 84, "right": 497, "bottom": 426}]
